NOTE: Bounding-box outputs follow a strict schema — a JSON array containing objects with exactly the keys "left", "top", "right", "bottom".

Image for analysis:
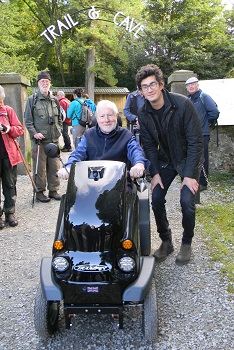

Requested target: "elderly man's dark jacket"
[{"left": 138, "top": 89, "right": 204, "bottom": 180}]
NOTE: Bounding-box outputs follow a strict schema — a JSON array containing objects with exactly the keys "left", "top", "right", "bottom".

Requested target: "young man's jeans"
[{"left": 151, "top": 163, "right": 196, "bottom": 245}]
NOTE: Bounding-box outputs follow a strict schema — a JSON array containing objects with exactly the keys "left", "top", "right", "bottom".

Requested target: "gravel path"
[{"left": 0, "top": 160, "right": 233, "bottom": 350}]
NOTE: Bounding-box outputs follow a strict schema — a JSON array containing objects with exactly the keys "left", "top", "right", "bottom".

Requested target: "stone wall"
[
  {"left": 168, "top": 70, "right": 234, "bottom": 175},
  {"left": 0, "top": 73, "right": 30, "bottom": 175},
  {"left": 209, "top": 126, "right": 234, "bottom": 173}
]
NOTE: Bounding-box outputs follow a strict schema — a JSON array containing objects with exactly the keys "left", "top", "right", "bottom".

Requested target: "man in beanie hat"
[
  {"left": 185, "top": 77, "right": 219, "bottom": 191},
  {"left": 24, "top": 71, "right": 62, "bottom": 202}
]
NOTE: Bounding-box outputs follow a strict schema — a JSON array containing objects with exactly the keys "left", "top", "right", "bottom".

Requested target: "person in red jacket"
[
  {"left": 57, "top": 91, "right": 72, "bottom": 152},
  {"left": 0, "top": 85, "right": 24, "bottom": 228}
]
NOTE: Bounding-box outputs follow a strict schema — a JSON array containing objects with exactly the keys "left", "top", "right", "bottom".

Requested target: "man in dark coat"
[{"left": 136, "top": 64, "right": 204, "bottom": 264}]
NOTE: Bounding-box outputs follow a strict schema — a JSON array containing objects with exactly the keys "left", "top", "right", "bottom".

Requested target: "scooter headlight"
[
  {"left": 52, "top": 257, "right": 69, "bottom": 272},
  {"left": 118, "top": 256, "right": 135, "bottom": 272}
]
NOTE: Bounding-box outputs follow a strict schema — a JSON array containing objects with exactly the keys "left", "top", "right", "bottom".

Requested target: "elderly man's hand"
[
  {"left": 130, "top": 163, "right": 145, "bottom": 180},
  {"left": 57, "top": 167, "right": 70, "bottom": 180}
]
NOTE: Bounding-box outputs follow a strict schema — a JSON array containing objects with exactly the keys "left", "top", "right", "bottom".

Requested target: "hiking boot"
[
  {"left": 5, "top": 213, "right": 18, "bottom": 227},
  {"left": 176, "top": 244, "right": 192, "bottom": 264},
  {"left": 0, "top": 216, "right": 5, "bottom": 229},
  {"left": 36, "top": 191, "right": 51, "bottom": 203},
  {"left": 153, "top": 239, "right": 174, "bottom": 261},
  {"left": 49, "top": 191, "right": 61, "bottom": 200}
]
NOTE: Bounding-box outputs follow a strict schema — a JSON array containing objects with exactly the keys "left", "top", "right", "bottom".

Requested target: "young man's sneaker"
[
  {"left": 176, "top": 244, "right": 192, "bottom": 264},
  {"left": 5, "top": 213, "right": 18, "bottom": 227},
  {"left": 36, "top": 191, "right": 51, "bottom": 203},
  {"left": 49, "top": 191, "right": 61, "bottom": 200},
  {"left": 153, "top": 239, "right": 174, "bottom": 261}
]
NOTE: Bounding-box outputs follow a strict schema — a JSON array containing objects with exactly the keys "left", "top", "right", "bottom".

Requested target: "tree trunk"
[{"left": 85, "top": 47, "right": 95, "bottom": 101}]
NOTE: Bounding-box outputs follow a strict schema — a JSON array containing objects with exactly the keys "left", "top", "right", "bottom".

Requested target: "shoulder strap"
[
  {"left": 5, "top": 105, "right": 11, "bottom": 122},
  {"left": 30, "top": 92, "right": 38, "bottom": 113},
  {"left": 76, "top": 99, "right": 83, "bottom": 106},
  {"left": 199, "top": 91, "right": 205, "bottom": 106}
]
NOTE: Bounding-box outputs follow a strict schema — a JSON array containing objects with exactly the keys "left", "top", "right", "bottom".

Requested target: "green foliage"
[
  {"left": 142, "top": 0, "right": 234, "bottom": 80},
  {"left": 0, "top": 0, "right": 234, "bottom": 90},
  {"left": 196, "top": 172, "right": 234, "bottom": 293},
  {"left": 0, "top": 0, "right": 39, "bottom": 80}
]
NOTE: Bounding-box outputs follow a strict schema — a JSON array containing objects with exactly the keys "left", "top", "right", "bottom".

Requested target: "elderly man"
[
  {"left": 57, "top": 99, "right": 149, "bottom": 180},
  {"left": 24, "top": 71, "right": 62, "bottom": 202},
  {"left": 185, "top": 77, "right": 220, "bottom": 191}
]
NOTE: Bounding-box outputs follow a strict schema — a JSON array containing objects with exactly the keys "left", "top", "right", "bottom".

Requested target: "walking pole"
[
  {"left": 0, "top": 179, "right": 2, "bottom": 214},
  {"left": 32, "top": 139, "right": 40, "bottom": 207},
  {"left": 14, "top": 140, "right": 38, "bottom": 194},
  {"left": 216, "top": 120, "right": 219, "bottom": 147}
]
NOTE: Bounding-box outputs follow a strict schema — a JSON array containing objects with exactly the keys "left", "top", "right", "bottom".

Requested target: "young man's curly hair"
[{"left": 135, "top": 64, "right": 164, "bottom": 89}]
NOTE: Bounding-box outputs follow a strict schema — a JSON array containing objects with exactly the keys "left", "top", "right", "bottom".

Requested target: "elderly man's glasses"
[{"left": 140, "top": 82, "right": 159, "bottom": 91}]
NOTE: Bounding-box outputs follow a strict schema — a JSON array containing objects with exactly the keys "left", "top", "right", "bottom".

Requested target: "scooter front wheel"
[{"left": 34, "top": 282, "right": 60, "bottom": 338}]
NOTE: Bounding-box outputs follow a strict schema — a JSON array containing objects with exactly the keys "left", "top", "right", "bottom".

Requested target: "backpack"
[
  {"left": 199, "top": 91, "right": 220, "bottom": 126},
  {"left": 77, "top": 100, "right": 93, "bottom": 127},
  {"left": 30, "top": 92, "right": 61, "bottom": 119},
  {"left": 200, "top": 91, "right": 220, "bottom": 146},
  {"left": 60, "top": 106, "right": 66, "bottom": 121}
]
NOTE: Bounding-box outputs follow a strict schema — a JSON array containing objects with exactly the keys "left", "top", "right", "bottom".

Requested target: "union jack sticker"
[{"left": 87, "top": 286, "right": 99, "bottom": 293}]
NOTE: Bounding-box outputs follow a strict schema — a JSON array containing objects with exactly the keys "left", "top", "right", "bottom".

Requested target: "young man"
[
  {"left": 136, "top": 64, "right": 203, "bottom": 264},
  {"left": 185, "top": 77, "right": 219, "bottom": 191},
  {"left": 57, "top": 91, "right": 72, "bottom": 152},
  {"left": 24, "top": 71, "right": 62, "bottom": 202},
  {"left": 57, "top": 100, "right": 149, "bottom": 180}
]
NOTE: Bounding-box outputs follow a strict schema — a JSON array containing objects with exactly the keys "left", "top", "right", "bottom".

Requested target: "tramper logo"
[{"left": 74, "top": 264, "right": 110, "bottom": 272}]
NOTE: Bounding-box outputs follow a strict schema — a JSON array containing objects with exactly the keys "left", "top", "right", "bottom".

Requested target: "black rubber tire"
[
  {"left": 142, "top": 276, "right": 157, "bottom": 342},
  {"left": 34, "top": 283, "right": 60, "bottom": 338},
  {"left": 138, "top": 187, "right": 151, "bottom": 256}
]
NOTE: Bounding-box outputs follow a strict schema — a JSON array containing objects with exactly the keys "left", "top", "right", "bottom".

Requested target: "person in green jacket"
[{"left": 24, "top": 71, "right": 62, "bottom": 203}]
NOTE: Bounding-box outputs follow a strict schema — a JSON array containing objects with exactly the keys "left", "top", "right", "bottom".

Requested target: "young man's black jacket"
[{"left": 138, "top": 89, "right": 204, "bottom": 180}]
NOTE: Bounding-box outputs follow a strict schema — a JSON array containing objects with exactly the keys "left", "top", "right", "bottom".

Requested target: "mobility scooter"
[{"left": 34, "top": 144, "right": 157, "bottom": 341}]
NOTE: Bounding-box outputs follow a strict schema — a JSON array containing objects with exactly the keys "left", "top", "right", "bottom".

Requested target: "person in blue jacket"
[
  {"left": 57, "top": 100, "right": 149, "bottom": 181},
  {"left": 67, "top": 88, "right": 85, "bottom": 147},
  {"left": 186, "top": 77, "right": 220, "bottom": 191},
  {"left": 123, "top": 89, "right": 144, "bottom": 131}
]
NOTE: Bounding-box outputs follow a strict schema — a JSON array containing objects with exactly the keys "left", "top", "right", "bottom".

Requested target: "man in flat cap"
[
  {"left": 185, "top": 77, "right": 219, "bottom": 191},
  {"left": 24, "top": 71, "right": 62, "bottom": 202}
]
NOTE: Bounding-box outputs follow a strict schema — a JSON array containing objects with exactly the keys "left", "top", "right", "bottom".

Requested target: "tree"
[
  {"left": 141, "top": 0, "right": 234, "bottom": 80},
  {"left": 0, "top": 0, "right": 39, "bottom": 80}
]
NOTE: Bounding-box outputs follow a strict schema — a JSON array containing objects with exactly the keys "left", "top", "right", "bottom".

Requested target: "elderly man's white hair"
[
  {"left": 57, "top": 90, "right": 65, "bottom": 97},
  {"left": 0, "top": 85, "right": 5, "bottom": 99},
  {"left": 96, "top": 100, "right": 118, "bottom": 116}
]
